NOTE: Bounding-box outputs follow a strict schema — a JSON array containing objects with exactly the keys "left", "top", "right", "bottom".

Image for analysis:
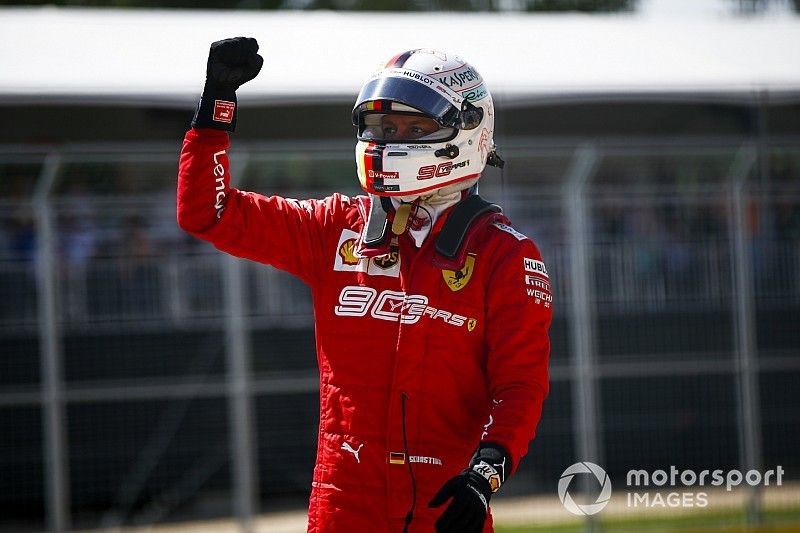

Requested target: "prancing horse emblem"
[
  {"left": 442, "top": 254, "right": 476, "bottom": 292},
  {"left": 341, "top": 442, "right": 364, "bottom": 464}
]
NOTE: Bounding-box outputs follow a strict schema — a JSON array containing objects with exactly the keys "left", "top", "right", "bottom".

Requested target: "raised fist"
[
  {"left": 206, "top": 37, "right": 264, "bottom": 90},
  {"left": 192, "top": 36, "right": 264, "bottom": 132}
]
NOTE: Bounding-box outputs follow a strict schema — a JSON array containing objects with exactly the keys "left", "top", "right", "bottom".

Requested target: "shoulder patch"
[{"left": 491, "top": 221, "right": 528, "bottom": 241}]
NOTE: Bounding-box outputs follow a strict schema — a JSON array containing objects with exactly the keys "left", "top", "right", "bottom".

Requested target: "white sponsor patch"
[
  {"left": 333, "top": 229, "right": 400, "bottom": 278},
  {"left": 492, "top": 222, "right": 528, "bottom": 241},
  {"left": 524, "top": 257, "right": 548, "bottom": 279},
  {"left": 212, "top": 100, "right": 235, "bottom": 123},
  {"left": 334, "top": 229, "right": 368, "bottom": 273}
]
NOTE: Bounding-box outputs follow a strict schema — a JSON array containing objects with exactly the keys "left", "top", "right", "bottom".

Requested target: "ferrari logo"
[
  {"left": 467, "top": 318, "right": 477, "bottom": 332},
  {"left": 442, "top": 255, "right": 475, "bottom": 292}
]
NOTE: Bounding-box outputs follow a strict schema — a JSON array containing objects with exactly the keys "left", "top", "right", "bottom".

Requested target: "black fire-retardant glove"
[
  {"left": 428, "top": 443, "right": 510, "bottom": 533},
  {"left": 191, "top": 37, "right": 264, "bottom": 132}
]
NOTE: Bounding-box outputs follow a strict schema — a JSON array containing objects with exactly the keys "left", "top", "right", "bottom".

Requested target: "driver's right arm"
[
  {"left": 177, "top": 37, "right": 340, "bottom": 284},
  {"left": 177, "top": 127, "right": 336, "bottom": 284}
]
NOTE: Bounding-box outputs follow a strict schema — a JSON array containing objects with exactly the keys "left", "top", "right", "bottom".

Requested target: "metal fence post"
[
  {"left": 729, "top": 143, "right": 763, "bottom": 525},
  {"left": 222, "top": 152, "right": 258, "bottom": 532},
  {"left": 34, "top": 152, "right": 70, "bottom": 533},
  {"left": 565, "top": 145, "right": 602, "bottom": 532}
]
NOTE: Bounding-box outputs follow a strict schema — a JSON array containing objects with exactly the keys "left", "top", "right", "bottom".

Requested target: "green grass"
[{"left": 494, "top": 507, "right": 800, "bottom": 533}]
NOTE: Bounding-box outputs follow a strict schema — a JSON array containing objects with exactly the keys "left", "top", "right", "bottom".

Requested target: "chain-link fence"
[{"left": 0, "top": 138, "right": 798, "bottom": 532}]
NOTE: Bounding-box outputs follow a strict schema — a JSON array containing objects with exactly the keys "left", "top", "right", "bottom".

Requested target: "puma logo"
[{"left": 341, "top": 442, "right": 364, "bottom": 464}]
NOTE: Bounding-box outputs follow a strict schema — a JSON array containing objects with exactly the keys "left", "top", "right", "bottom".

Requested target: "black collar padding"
[
  {"left": 435, "top": 194, "right": 501, "bottom": 259},
  {"left": 362, "top": 193, "right": 501, "bottom": 258},
  {"left": 363, "top": 194, "right": 392, "bottom": 248}
]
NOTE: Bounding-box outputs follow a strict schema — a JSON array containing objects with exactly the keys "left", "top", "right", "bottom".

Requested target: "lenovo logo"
[{"left": 213, "top": 150, "right": 226, "bottom": 219}]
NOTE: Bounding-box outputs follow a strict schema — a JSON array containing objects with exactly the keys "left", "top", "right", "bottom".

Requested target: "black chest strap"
[
  {"left": 363, "top": 195, "right": 394, "bottom": 248},
  {"left": 435, "top": 194, "right": 501, "bottom": 259}
]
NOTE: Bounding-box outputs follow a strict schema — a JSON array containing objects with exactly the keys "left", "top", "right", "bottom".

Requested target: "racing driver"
[{"left": 177, "top": 37, "right": 552, "bottom": 533}]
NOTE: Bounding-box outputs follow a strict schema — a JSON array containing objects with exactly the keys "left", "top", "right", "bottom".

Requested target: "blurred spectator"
[
  {"left": 60, "top": 216, "right": 98, "bottom": 268},
  {"left": 769, "top": 200, "right": 800, "bottom": 295},
  {"left": 60, "top": 181, "right": 99, "bottom": 266},
  {"left": 59, "top": 214, "right": 98, "bottom": 320},
  {"left": 8, "top": 212, "right": 36, "bottom": 264},
  {"left": 664, "top": 207, "right": 694, "bottom": 297},
  {"left": 626, "top": 206, "right": 666, "bottom": 299},
  {"left": 0, "top": 176, "right": 37, "bottom": 262},
  {"left": 595, "top": 205, "right": 627, "bottom": 242},
  {"left": 775, "top": 201, "right": 800, "bottom": 242},
  {"left": 120, "top": 216, "right": 159, "bottom": 315},
  {"left": 0, "top": 175, "right": 38, "bottom": 321},
  {"left": 122, "top": 216, "right": 153, "bottom": 258}
]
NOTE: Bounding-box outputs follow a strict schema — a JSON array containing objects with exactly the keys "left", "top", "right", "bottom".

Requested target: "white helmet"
[{"left": 352, "top": 49, "right": 501, "bottom": 198}]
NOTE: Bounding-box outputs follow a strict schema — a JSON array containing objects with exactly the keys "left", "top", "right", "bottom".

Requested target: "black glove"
[
  {"left": 191, "top": 37, "right": 264, "bottom": 132},
  {"left": 428, "top": 443, "right": 510, "bottom": 533}
]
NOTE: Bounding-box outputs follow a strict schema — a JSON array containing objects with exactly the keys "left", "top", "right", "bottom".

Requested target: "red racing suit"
[{"left": 177, "top": 128, "right": 552, "bottom": 533}]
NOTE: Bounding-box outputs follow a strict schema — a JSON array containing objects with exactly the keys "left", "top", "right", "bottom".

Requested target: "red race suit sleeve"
[
  {"left": 177, "top": 128, "right": 343, "bottom": 284},
  {"left": 481, "top": 232, "right": 552, "bottom": 473}
]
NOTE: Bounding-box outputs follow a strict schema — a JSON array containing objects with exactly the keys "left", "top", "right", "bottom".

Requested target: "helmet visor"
[
  {"left": 353, "top": 75, "right": 461, "bottom": 128},
  {"left": 359, "top": 112, "right": 456, "bottom": 143}
]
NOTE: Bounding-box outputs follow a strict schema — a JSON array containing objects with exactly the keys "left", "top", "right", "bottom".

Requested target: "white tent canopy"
[{"left": 0, "top": 6, "right": 799, "bottom": 107}]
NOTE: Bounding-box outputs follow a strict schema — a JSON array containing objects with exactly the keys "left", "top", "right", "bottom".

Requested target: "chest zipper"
[
  {"left": 398, "top": 237, "right": 431, "bottom": 531},
  {"left": 401, "top": 391, "right": 416, "bottom": 533}
]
